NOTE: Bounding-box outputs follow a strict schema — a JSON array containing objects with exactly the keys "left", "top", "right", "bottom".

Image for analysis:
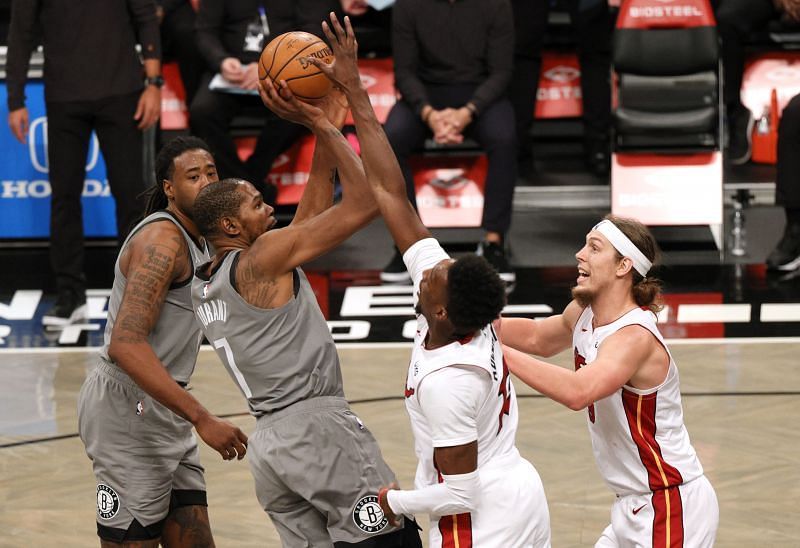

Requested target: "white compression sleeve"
[{"left": 386, "top": 469, "right": 481, "bottom": 517}]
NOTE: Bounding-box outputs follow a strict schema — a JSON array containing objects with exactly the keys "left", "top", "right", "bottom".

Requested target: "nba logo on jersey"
[
  {"left": 202, "top": 283, "right": 210, "bottom": 299},
  {"left": 136, "top": 401, "right": 144, "bottom": 416}
]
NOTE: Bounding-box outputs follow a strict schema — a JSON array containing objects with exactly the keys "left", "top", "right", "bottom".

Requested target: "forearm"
[
  {"left": 111, "top": 342, "right": 210, "bottom": 424},
  {"left": 130, "top": 0, "right": 162, "bottom": 61},
  {"left": 500, "top": 317, "right": 540, "bottom": 354},
  {"left": 311, "top": 120, "right": 374, "bottom": 216},
  {"left": 503, "top": 345, "right": 587, "bottom": 410},
  {"left": 143, "top": 58, "right": 161, "bottom": 79},
  {"left": 469, "top": 4, "right": 514, "bottom": 113},
  {"left": 195, "top": 0, "right": 230, "bottom": 70},
  {"left": 468, "top": 71, "right": 511, "bottom": 115},
  {"left": 5, "top": 0, "right": 39, "bottom": 110},
  {"left": 293, "top": 144, "right": 337, "bottom": 222},
  {"left": 386, "top": 470, "right": 480, "bottom": 517},
  {"left": 346, "top": 85, "right": 406, "bottom": 199}
]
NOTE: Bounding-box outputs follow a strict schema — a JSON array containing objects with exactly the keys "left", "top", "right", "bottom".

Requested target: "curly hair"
[
  {"left": 140, "top": 136, "right": 213, "bottom": 216},
  {"left": 604, "top": 214, "right": 664, "bottom": 313},
  {"left": 192, "top": 179, "right": 248, "bottom": 238},
  {"left": 446, "top": 254, "right": 507, "bottom": 336}
]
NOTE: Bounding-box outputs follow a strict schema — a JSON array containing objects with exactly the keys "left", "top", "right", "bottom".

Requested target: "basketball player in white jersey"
[
  {"left": 500, "top": 215, "right": 719, "bottom": 547},
  {"left": 308, "top": 15, "right": 551, "bottom": 547}
]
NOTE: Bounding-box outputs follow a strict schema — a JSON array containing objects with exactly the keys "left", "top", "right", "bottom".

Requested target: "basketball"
[{"left": 259, "top": 31, "right": 334, "bottom": 101}]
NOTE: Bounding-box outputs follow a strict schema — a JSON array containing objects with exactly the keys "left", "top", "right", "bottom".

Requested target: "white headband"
[{"left": 592, "top": 220, "right": 652, "bottom": 277}]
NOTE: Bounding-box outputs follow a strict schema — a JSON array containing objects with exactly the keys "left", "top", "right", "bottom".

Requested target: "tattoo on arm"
[{"left": 114, "top": 242, "right": 180, "bottom": 343}]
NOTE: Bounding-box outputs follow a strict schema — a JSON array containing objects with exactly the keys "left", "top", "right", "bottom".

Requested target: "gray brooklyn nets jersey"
[
  {"left": 100, "top": 211, "right": 210, "bottom": 384},
  {"left": 191, "top": 250, "right": 344, "bottom": 416}
]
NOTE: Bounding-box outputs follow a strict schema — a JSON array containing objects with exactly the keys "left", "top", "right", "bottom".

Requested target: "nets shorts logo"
[
  {"left": 96, "top": 484, "right": 120, "bottom": 520},
  {"left": 353, "top": 495, "right": 388, "bottom": 533}
]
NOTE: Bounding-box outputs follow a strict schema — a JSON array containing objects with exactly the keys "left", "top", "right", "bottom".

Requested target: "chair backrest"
[
  {"left": 614, "top": 0, "right": 718, "bottom": 75},
  {"left": 612, "top": 0, "right": 720, "bottom": 150}
]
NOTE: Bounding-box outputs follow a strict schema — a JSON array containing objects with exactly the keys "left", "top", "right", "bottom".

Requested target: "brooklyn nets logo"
[
  {"left": 96, "top": 484, "right": 120, "bottom": 520},
  {"left": 352, "top": 495, "right": 388, "bottom": 533}
]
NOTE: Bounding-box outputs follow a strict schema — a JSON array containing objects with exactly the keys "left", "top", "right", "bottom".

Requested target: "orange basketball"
[{"left": 259, "top": 31, "right": 334, "bottom": 101}]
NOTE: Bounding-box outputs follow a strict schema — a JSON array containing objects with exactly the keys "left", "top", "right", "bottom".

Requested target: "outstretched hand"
[
  {"left": 306, "top": 13, "right": 362, "bottom": 93},
  {"left": 258, "top": 78, "right": 326, "bottom": 128}
]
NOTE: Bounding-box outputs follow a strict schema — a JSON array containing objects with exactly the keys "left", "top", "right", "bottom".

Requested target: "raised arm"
[
  {"left": 309, "top": 14, "right": 430, "bottom": 254},
  {"left": 500, "top": 300, "right": 583, "bottom": 357},
  {"left": 108, "top": 223, "right": 248, "bottom": 460},
  {"left": 246, "top": 78, "right": 376, "bottom": 275},
  {"left": 290, "top": 89, "right": 352, "bottom": 224}
]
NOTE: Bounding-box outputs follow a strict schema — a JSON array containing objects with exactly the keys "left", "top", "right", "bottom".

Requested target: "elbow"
[
  {"left": 565, "top": 390, "right": 594, "bottom": 412},
  {"left": 107, "top": 338, "right": 136, "bottom": 370},
  {"left": 107, "top": 339, "right": 127, "bottom": 367}
]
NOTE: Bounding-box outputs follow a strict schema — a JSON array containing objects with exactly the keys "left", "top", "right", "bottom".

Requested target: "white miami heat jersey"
[
  {"left": 573, "top": 306, "right": 704, "bottom": 496},
  {"left": 404, "top": 318, "right": 518, "bottom": 486},
  {"left": 400, "top": 238, "right": 550, "bottom": 548}
]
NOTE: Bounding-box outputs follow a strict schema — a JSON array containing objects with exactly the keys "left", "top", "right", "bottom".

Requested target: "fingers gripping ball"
[{"left": 259, "top": 31, "right": 334, "bottom": 101}]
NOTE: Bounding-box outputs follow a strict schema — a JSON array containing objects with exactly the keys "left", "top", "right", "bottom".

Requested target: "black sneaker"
[
  {"left": 380, "top": 249, "right": 411, "bottom": 283},
  {"left": 766, "top": 223, "right": 800, "bottom": 271},
  {"left": 728, "top": 107, "right": 754, "bottom": 166},
  {"left": 476, "top": 241, "right": 516, "bottom": 284},
  {"left": 42, "top": 292, "right": 88, "bottom": 327}
]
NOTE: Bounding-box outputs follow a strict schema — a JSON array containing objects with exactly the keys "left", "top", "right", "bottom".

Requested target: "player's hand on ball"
[
  {"left": 314, "top": 88, "right": 349, "bottom": 131},
  {"left": 377, "top": 483, "right": 400, "bottom": 527},
  {"left": 308, "top": 13, "right": 361, "bottom": 92},
  {"left": 194, "top": 413, "right": 249, "bottom": 461},
  {"left": 259, "top": 78, "right": 325, "bottom": 128}
]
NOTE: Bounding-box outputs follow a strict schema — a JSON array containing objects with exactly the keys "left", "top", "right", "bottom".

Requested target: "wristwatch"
[{"left": 144, "top": 75, "right": 165, "bottom": 88}]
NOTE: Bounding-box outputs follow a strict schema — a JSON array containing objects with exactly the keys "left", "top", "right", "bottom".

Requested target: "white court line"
[
  {"left": 3, "top": 337, "right": 800, "bottom": 355},
  {"left": 677, "top": 304, "right": 752, "bottom": 323},
  {"left": 761, "top": 303, "right": 800, "bottom": 322}
]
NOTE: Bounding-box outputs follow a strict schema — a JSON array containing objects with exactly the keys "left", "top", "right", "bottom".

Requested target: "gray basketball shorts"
[
  {"left": 247, "top": 396, "right": 402, "bottom": 547},
  {"left": 77, "top": 359, "right": 206, "bottom": 534}
]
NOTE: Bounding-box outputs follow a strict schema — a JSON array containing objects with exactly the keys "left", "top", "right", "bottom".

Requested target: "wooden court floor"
[{"left": 0, "top": 341, "right": 797, "bottom": 547}]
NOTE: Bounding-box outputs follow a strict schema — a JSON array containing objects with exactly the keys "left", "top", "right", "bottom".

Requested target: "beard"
[
  {"left": 414, "top": 301, "right": 422, "bottom": 315},
  {"left": 571, "top": 285, "right": 594, "bottom": 308}
]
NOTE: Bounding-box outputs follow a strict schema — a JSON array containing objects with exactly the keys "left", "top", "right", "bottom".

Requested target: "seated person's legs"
[
  {"left": 189, "top": 75, "right": 251, "bottom": 181},
  {"left": 715, "top": 0, "right": 777, "bottom": 164},
  {"left": 768, "top": 93, "right": 800, "bottom": 271},
  {"left": 467, "top": 97, "right": 517, "bottom": 283},
  {"left": 161, "top": 1, "right": 204, "bottom": 107},
  {"left": 569, "top": 0, "right": 613, "bottom": 176}
]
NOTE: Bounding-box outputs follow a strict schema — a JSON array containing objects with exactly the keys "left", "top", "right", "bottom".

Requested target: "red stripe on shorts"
[
  {"left": 438, "top": 513, "right": 473, "bottom": 548},
  {"left": 651, "top": 485, "right": 685, "bottom": 547}
]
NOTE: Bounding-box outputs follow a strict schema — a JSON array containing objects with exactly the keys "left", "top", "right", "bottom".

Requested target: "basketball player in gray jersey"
[
  {"left": 77, "top": 137, "right": 248, "bottom": 547},
  {"left": 189, "top": 63, "right": 422, "bottom": 547}
]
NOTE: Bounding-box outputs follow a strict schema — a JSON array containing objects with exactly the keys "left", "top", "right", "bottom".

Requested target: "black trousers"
[
  {"left": 715, "top": 0, "right": 777, "bottom": 113},
  {"left": 510, "top": 0, "right": 614, "bottom": 158},
  {"left": 161, "top": 1, "right": 204, "bottom": 107},
  {"left": 776, "top": 94, "right": 800, "bottom": 208},
  {"left": 189, "top": 73, "right": 307, "bottom": 189},
  {"left": 46, "top": 91, "right": 146, "bottom": 297},
  {"left": 384, "top": 85, "right": 517, "bottom": 236}
]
